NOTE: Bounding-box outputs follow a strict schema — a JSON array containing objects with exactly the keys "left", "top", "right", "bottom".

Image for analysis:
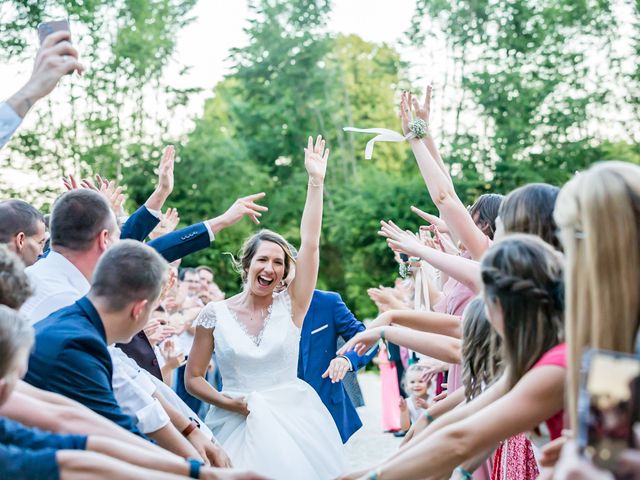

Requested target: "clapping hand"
[
  {"left": 160, "top": 340, "right": 185, "bottom": 370},
  {"left": 149, "top": 208, "right": 180, "bottom": 240},
  {"left": 63, "top": 173, "right": 126, "bottom": 216},
  {"left": 304, "top": 135, "right": 329, "bottom": 185},
  {"left": 337, "top": 328, "right": 384, "bottom": 357},
  {"left": 379, "top": 220, "right": 427, "bottom": 259}
]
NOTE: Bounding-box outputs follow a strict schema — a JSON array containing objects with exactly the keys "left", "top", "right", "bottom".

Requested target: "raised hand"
[
  {"left": 336, "top": 328, "right": 383, "bottom": 357},
  {"left": 158, "top": 145, "right": 175, "bottom": 194},
  {"left": 304, "top": 135, "right": 329, "bottom": 184},
  {"left": 399, "top": 91, "right": 415, "bottom": 136},
  {"left": 411, "top": 205, "right": 449, "bottom": 233},
  {"left": 411, "top": 85, "right": 433, "bottom": 126},
  {"left": 82, "top": 176, "right": 126, "bottom": 216},
  {"left": 219, "top": 193, "right": 268, "bottom": 226},
  {"left": 149, "top": 207, "right": 180, "bottom": 240},
  {"left": 378, "top": 220, "right": 427, "bottom": 259},
  {"left": 7, "top": 30, "right": 84, "bottom": 118},
  {"left": 321, "top": 357, "right": 351, "bottom": 383}
]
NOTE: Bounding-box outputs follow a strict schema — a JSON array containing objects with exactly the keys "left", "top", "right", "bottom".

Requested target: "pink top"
[
  {"left": 433, "top": 253, "right": 475, "bottom": 394},
  {"left": 531, "top": 342, "right": 567, "bottom": 440}
]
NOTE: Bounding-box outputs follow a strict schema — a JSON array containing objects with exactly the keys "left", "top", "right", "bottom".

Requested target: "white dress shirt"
[
  {"left": 0, "top": 102, "right": 22, "bottom": 149},
  {"left": 109, "top": 346, "right": 171, "bottom": 434},
  {"left": 21, "top": 250, "right": 171, "bottom": 434}
]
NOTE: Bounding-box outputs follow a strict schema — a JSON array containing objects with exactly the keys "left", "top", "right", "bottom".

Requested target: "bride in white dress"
[{"left": 185, "top": 136, "right": 347, "bottom": 480}]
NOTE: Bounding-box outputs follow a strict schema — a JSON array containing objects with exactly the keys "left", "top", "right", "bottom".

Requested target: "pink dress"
[{"left": 378, "top": 348, "right": 402, "bottom": 432}]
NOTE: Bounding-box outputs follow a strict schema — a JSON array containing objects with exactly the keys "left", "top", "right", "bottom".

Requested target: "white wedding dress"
[{"left": 196, "top": 291, "right": 348, "bottom": 480}]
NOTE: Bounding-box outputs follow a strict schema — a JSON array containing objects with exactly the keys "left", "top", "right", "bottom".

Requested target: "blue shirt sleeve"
[
  {"left": 120, "top": 206, "right": 159, "bottom": 241},
  {"left": 27, "top": 341, "right": 145, "bottom": 437},
  {"left": 147, "top": 222, "right": 211, "bottom": 263},
  {"left": 0, "top": 417, "right": 87, "bottom": 480}
]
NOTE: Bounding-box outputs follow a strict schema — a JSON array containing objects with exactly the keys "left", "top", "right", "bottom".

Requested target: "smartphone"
[
  {"left": 578, "top": 349, "right": 640, "bottom": 473},
  {"left": 37, "top": 19, "right": 70, "bottom": 45}
]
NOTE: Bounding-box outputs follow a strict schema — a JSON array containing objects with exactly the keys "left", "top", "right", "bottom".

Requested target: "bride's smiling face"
[{"left": 246, "top": 241, "right": 286, "bottom": 296}]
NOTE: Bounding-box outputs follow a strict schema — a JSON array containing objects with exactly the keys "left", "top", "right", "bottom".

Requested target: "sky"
[{"left": 2, "top": 0, "right": 431, "bottom": 192}]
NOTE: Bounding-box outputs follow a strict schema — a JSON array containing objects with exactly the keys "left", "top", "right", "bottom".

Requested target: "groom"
[{"left": 298, "top": 289, "right": 377, "bottom": 443}]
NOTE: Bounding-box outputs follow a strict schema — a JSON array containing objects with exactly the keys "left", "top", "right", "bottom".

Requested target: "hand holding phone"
[
  {"left": 37, "top": 19, "right": 71, "bottom": 45},
  {"left": 578, "top": 350, "right": 640, "bottom": 473}
]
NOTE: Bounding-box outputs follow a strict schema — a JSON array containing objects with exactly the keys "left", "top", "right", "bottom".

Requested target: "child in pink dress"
[{"left": 377, "top": 343, "right": 402, "bottom": 432}]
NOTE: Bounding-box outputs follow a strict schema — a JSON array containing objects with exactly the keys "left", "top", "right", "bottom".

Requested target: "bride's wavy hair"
[
  {"left": 481, "top": 234, "right": 564, "bottom": 389},
  {"left": 233, "top": 229, "right": 296, "bottom": 284}
]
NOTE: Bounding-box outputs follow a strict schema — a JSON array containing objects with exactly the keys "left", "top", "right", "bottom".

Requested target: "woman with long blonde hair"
[
  {"left": 554, "top": 161, "right": 640, "bottom": 428},
  {"left": 551, "top": 161, "right": 640, "bottom": 479}
]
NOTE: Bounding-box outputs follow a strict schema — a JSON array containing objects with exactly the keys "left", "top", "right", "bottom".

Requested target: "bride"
[{"left": 185, "top": 135, "right": 347, "bottom": 480}]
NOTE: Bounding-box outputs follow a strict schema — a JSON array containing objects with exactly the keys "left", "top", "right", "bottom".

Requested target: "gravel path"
[{"left": 344, "top": 372, "right": 402, "bottom": 470}]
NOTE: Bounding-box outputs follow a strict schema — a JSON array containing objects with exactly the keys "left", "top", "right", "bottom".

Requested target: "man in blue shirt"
[
  {"left": 24, "top": 240, "right": 169, "bottom": 435},
  {"left": 0, "top": 304, "right": 263, "bottom": 479}
]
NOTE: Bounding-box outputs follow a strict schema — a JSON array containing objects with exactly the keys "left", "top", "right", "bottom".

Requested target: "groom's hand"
[{"left": 322, "top": 357, "right": 351, "bottom": 383}]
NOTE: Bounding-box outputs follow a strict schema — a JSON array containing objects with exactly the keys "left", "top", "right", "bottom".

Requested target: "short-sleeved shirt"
[{"left": 531, "top": 342, "right": 567, "bottom": 440}]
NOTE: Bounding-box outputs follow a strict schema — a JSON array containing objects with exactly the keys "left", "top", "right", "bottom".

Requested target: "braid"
[{"left": 482, "top": 267, "right": 557, "bottom": 308}]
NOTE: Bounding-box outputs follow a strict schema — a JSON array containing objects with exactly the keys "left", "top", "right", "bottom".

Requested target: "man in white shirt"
[{"left": 2, "top": 30, "right": 83, "bottom": 149}]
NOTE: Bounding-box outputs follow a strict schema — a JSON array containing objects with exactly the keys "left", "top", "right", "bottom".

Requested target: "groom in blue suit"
[{"left": 298, "top": 289, "right": 377, "bottom": 443}]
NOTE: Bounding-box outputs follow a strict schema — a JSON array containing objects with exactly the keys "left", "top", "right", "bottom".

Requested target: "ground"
[{"left": 345, "top": 372, "right": 402, "bottom": 470}]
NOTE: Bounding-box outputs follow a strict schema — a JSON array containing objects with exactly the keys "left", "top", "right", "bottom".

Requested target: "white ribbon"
[{"left": 343, "top": 127, "right": 413, "bottom": 160}]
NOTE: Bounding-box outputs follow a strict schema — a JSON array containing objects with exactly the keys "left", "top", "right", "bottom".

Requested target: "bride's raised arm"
[{"left": 289, "top": 135, "right": 329, "bottom": 327}]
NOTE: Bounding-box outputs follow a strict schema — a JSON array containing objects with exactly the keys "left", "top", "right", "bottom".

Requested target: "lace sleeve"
[{"left": 196, "top": 303, "right": 217, "bottom": 329}]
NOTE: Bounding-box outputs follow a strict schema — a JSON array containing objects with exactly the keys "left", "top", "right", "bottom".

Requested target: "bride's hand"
[
  {"left": 304, "top": 134, "right": 329, "bottom": 184},
  {"left": 336, "top": 328, "right": 383, "bottom": 357},
  {"left": 224, "top": 395, "right": 250, "bottom": 417}
]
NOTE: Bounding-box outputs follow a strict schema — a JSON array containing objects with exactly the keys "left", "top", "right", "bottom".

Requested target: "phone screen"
[
  {"left": 37, "top": 19, "right": 70, "bottom": 45},
  {"left": 578, "top": 350, "right": 640, "bottom": 471}
]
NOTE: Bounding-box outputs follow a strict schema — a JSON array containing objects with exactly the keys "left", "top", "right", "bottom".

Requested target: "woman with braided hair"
[{"left": 339, "top": 234, "right": 567, "bottom": 480}]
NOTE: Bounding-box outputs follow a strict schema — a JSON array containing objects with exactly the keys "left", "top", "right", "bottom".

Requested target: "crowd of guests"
[{"left": 1, "top": 24, "right": 640, "bottom": 480}]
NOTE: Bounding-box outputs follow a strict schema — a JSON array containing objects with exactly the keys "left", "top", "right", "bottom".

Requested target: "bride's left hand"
[
  {"left": 336, "top": 328, "right": 383, "bottom": 357},
  {"left": 304, "top": 135, "right": 329, "bottom": 184}
]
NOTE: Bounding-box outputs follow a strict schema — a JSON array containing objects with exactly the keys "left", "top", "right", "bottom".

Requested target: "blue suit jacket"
[
  {"left": 120, "top": 206, "right": 211, "bottom": 263},
  {"left": 24, "top": 297, "right": 144, "bottom": 437},
  {"left": 297, "top": 290, "right": 377, "bottom": 443}
]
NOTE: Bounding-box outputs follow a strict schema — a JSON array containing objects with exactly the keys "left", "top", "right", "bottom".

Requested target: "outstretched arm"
[
  {"left": 290, "top": 135, "right": 329, "bottom": 327},
  {"left": 367, "top": 310, "right": 462, "bottom": 339},
  {"left": 361, "top": 366, "right": 565, "bottom": 480},
  {"left": 400, "top": 91, "right": 489, "bottom": 261},
  {"left": 379, "top": 220, "right": 482, "bottom": 293},
  {"left": 338, "top": 326, "right": 461, "bottom": 365}
]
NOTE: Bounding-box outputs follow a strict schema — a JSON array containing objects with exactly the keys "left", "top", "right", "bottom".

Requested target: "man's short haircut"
[
  {"left": 0, "top": 305, "right": 34, "bottom": 379},
  {"left": 179, "top": 267, "right": 197, "bottom": 281},
  {"left": 90, "top": 240, "right": 168, "bottom": 311},
  {"left": 195, "top": 265, "right": 214, "bottom": 276},
  {"left": 0, "top": 200, "right": 44, "bottom": 243},
  {"left": 0, "top": 245, "right": 32, "bottom": 309},
  {"left": 50, "top": 190, "right": 115, "bottom": 252}
]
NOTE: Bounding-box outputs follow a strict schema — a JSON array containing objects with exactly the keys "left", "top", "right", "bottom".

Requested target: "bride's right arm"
[{"left": 184, "top": 308, "right": 245, "bottom": 415}]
